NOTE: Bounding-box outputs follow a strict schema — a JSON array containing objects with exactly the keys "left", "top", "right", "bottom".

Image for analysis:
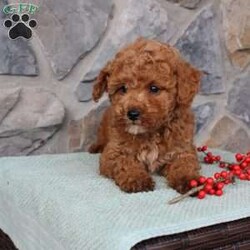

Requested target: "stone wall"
[{"left": 0, "top": 0, "right": 249, "bottom": 156}]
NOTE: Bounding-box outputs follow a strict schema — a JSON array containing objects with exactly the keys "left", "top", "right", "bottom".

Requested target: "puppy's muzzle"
[{"left": 127, "top": 109, "right": 140, "bottom": 121}]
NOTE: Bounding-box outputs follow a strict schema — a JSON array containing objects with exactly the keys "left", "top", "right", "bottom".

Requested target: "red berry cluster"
[
  {"left": 190, "top": 146, "right": 250, "bottom": 200},
  {"left": 197, "top": 146, "right": 222, "bottom": 164}
]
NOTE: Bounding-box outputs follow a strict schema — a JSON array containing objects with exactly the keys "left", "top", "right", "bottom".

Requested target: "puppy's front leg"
[
  {"left": 100, "top": 144, "right": 155, "bottom": 193},
  {"left": 162, "top": 146, "right": 200, "bottom": 194}
]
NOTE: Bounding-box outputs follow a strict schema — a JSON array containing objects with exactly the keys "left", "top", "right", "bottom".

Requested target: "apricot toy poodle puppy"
[{"left": 89, "top": 38, "right": 201, "bottom": 194}]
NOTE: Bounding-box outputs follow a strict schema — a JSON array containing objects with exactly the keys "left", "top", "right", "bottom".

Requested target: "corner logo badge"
[{"left": 2, "top": 3, "right": 39, "bottom": 40}]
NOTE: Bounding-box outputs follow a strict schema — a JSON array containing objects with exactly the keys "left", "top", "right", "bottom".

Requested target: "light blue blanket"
[{"left": 0, "top": 150, "right": 249, "bottom": 250}]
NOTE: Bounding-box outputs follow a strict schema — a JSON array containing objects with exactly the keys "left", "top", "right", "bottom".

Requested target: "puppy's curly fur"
[{"left": 89, "top": 38, "right": 201, "bottom": 194}]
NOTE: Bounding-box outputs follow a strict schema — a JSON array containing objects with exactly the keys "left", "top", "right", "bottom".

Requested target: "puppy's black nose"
[{"left": 127, "top": 109, "right": 140, "bottom": 121}]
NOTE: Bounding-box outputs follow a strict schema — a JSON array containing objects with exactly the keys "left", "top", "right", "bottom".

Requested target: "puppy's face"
[
  {"left": 108, "top": 56, "right": 177, "bottom": 134},
  {"left": 93, "top": 38, "right": 200, "bottom": 135}
]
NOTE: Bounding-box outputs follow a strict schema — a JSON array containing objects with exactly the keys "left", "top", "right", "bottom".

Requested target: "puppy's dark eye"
[
  {"left": 149, "top": 85, "right": 160, "bottom": 93},
  {"left": 117, "top": 85, "right": 127, "bottom": 94}
]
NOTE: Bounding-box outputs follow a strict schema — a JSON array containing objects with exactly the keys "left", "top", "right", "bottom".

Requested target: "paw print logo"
[{"left": 3, "top": 14, "right": 37, "bottom": 40}]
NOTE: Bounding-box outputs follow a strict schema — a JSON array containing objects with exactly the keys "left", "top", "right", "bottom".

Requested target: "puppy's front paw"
[
  {"left": 169, "top": 175, "right": 199, "bottom": 194},
  {"left": 115, "top": 170, "right": 155, "bottom": 193}
]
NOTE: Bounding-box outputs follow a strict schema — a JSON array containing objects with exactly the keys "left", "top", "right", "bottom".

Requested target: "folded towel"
[{"left": 0, "top": 150, "right": 249, "bottom": 250}]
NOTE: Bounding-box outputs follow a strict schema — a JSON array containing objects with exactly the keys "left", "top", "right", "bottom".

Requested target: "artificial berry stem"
[
  {"left": 168, "top": 186, "right": 203, "bottom": 205},
  {"left": 168, "top": 177, "right": 230, "bottom": 205}
]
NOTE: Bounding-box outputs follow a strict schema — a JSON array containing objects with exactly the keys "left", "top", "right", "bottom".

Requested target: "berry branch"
[{"left": 168, "top": 147, "right": 250, "bottom": 205}]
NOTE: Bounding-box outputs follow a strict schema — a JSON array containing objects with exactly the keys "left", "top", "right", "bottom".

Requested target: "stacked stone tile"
[{"left": 0, "top": 0, "right": 249, "bottom": 155}]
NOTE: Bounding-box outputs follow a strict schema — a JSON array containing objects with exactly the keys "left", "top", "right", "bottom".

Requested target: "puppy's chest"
[{"left": 136, "top": 141, "right": 162, "bottom": 173}]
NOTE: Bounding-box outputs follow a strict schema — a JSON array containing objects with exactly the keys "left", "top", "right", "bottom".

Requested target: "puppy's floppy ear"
[
  {"left": 92, "top": 61, "right": 112, "bottom": 102},
  {"left": 175, "top": 58, "right": 201, "bottom": 106}
]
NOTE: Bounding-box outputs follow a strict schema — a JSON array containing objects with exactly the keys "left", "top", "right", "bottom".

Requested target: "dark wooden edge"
[{"left": 132, "top": 217, "right": 250, "bottom": 250}]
